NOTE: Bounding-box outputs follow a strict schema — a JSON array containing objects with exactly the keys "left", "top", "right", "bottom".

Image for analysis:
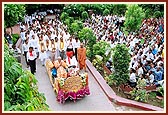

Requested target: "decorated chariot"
[{"left": 45, "top": 59, "right": 90, "bottom": 103}]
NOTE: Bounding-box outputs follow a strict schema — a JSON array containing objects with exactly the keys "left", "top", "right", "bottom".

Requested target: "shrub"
[
  {"left": 81, "top": 11, "right": 89, "bottom": 20},
  {"left": 108, "top": 44, "right": 131, "bottom": 86},
  {"left": 4, "top": 44, "right": 49, "bottom": 111},
  {"left": 130, "top": 89, "right": 149, "bottom": 102},
  {"left": 12, "top": 34, "right": 20, "bottom": 45},
  {"left": 154, "top": 11, "right": 161, "bottom": 18},
  {"left": 60, "top": 12, "right": 69, "bottom": 22},
  {"left": 103, "top": 9, "right": 110, "bottom": 16},
  {"left": 78, "top": 27, "right": 96, "bottom": 61}
]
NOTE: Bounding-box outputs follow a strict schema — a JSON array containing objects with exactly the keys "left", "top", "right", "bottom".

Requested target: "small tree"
[
  {"left": 78, "top": 27, "right": 96, "bottom": 61},
  {"left": 93, "top": 40, "right": 111, "bottom": 64},
  {"left": 154, "top": 11, "right": 161, "bottom": 18},
  {"left": 60, "top": 12, "right": 69, "bottom": 22},
  {"left": 81, "top": 11, "right": 89, "bottom": 20},
  {"left": 124, "top": 4, "right": 145, "bottom": 32},
  {"left": 103, "top": 9, "right": 110, "bottom": 16},
  {"left": 108, "top": 44, "right": 131, "bottom": 86}
]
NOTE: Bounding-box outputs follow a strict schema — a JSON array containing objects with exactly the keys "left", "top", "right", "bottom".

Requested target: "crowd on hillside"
[{"left": 84, "top": 14, "right": 164, "bottom": 88}]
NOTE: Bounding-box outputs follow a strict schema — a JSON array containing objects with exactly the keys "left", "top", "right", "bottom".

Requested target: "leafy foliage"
[
  {"left": 60, "top": 12, "right": 69, "bottom": 22},
  {"left": 4, "top": 44, "right": 49, "bottom": 111},
  {"left": 92, "top": 55, "right": 103, "bottom": 72},
  {"left": 93, "top": 40, "right": 111, "bottom": 63},
  {"left": 11, "top": 34, "right": 20, "bottom": 45},
  {"left": 139, "top": 4, "right": 164, "bottom": 18},
  {"left": 78, "top": 27, "right": 96, "bottom": 60},
  {"left": 81, "top": 11, "right": 89, "bottom": 20},
  {"left": 103, "top": 9, "right": 110, "bottom": 16},
  {"left": 130, "top": 88, "right": 149, "bottom": 102},
  {"left": 153, "top": 11, "right": 162, "bottom": 18},
  {"left": 4, "top": 4, "right": 26, "bottom": 28},
  {"left": 108, "top": 44, "right": 131, "bottom": 86},
  {"left": 124, "top": 4, "right": 145, "bottom": 32},
  {"left": 112, "top": 4, "right": 127, "bottom": 15}
]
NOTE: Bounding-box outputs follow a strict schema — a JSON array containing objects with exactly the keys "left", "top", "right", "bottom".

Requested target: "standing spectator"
[
  {"left": 4, "top": 31, "right": 13, "bottom": 48},
  {"left": 20, "top": 28, "right": 26, "bottom": 44},
  {"left": 77, "top": 43, "right": 87, "bottom": 72},
  {"left": 54, "top": 37, "right": 60, "bottom": 60},
  {"left": 59, "top": 37, "right": 66, "bottom": 60},
  {"left": 22, "top": 39, "right": 30, "bottom": 68},
  {"left": 39, "top": 42, "right": 47, "bottom": 66},
  {"left": 128, "top": 68, "right": 137, "bottom": 88},
  {"left": 27, "top": 47, "right": 37, "bottom": 74},
  {"left": 20, "top": 23, "right": 26, "bottom": 31},
  {"left": 73, "top": 37, "right": 80, "bottom": 60}
]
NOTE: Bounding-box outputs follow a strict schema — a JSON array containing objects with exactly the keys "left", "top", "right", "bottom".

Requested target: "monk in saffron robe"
[
  {"left": 77, "top": 43, "right": 86, "bottom": 71},
  {"left": 54, "top": 57, "right": 68, "bottom": 78}
]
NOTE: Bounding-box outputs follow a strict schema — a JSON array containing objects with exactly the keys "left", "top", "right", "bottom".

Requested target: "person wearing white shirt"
[
  {"left": 66, "top": 52, "right": 78, "bottom": 68},
  {"left": 66, "top": 36, "right": 74, "bottom": 53},
  {"left": 29, "top": 34, "right": 40, "bottom": 58},
  {"left": 39, "top": 41, "right": 47, "bottom": 66},
  {"left": 146, "top": 71, "right": 154, "bottom": 85},
  {"left": 54, "top": 37, "right": 60, "bottom": 60},
  {"left": 137, "top": 63, "right": 144, "bottom": 77},
  {"left": 22, "top": 39, "right": 30, "bottom": 67},
  {"left": 73, "top": 37, "right": 80, "bottom": 60},
  {"left": 129, "top": 68, "right": 137, "bottom": 87},
  {"left": 59, "top": 37, "right": 67, "bottom": 60},
  {"left": 27, "top": 47, "right": 37, "bottom": 74},
  {"left": 20, "top": 28, "right": 26, "bottom": 44}
]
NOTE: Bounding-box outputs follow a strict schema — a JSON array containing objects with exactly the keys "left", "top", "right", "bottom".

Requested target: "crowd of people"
[
  {"left": 84, "top": 14, "right": 164, "bottom": 88},
  {"left": 5, "top": 10, "right": 164, "bottom": 88},
  {"left": 19, "top": 14, "right": 86, "bottom": 75}
]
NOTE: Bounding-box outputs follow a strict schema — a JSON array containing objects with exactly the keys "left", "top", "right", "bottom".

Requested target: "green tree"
[
  {"left": 78, "top": 27, "right": 96, "bottom": 61},
  {"left": 103, "top": 9, "right": 110, "bottom": 16},
  {"left": 153, "top": 11, "right": 161, "bottom": 18},
  {"left": 108, "top": 44, "right": 131, "bottom": 86},
  {"left": 112, "top": 4, "right": 127, "bottom": 15},
  {"left": 69, "top": 20, "right": 83, "bottom": 36},
  {"left": 60, "top": 12, "right": 69, "bottom": 22},
  {"left": 124, "top": 4, "right": 145, "bottom": 32},
  {"left": 93, "top": 40, "right": 111, "bottom": 63},
  {"left": 81, "top": 11, "right": 89, "bottom": 20},
  {"left": 4, "top": 4, "right": 26, "bottom": 33}
]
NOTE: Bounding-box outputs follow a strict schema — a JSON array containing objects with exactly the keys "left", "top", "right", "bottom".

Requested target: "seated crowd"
[{"left": 84, "top": 14, "right": 164, "bottom": 88}]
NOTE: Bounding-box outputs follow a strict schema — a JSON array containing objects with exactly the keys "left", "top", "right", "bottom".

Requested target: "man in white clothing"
[
  {"left": 27, "top": 47, "right": 37, "bottom": 74},
  {"left": 73, "top": 37, "right": 80, "bottom": 60}
]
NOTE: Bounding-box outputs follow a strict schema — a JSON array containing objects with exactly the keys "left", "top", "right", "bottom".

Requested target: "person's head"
[
  {"left": 60, "top": 37, "right": 63, "bottom": 42},
  {"left": 130, "top": 68, "right": 135, "bottom": 73},
  {"left": 51, "top": 39, "right": 54, "bottom": 43},
  {"left": 75, "top": 37, "right": 79, "bottom": 42},
  {"left": 29, "top": 47, "right": 33, "bottom": 52},
  {"left": 57, "top": 56, "right": 62, "bottom": 63},
  {"left": 157, "top": 66, "right": 161, "bottom": 71},
  {"left": 55, "top": 37, "right": 58, "bottom": 42},
  {"left": 80, "top": 43, "right": 84, "bottom": 48},
  {"left": 32, "top": 35, "right": 35, "bottom": 39},
  {"left": 149, "top": 70, "right": 152, "bottom": 75}
]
